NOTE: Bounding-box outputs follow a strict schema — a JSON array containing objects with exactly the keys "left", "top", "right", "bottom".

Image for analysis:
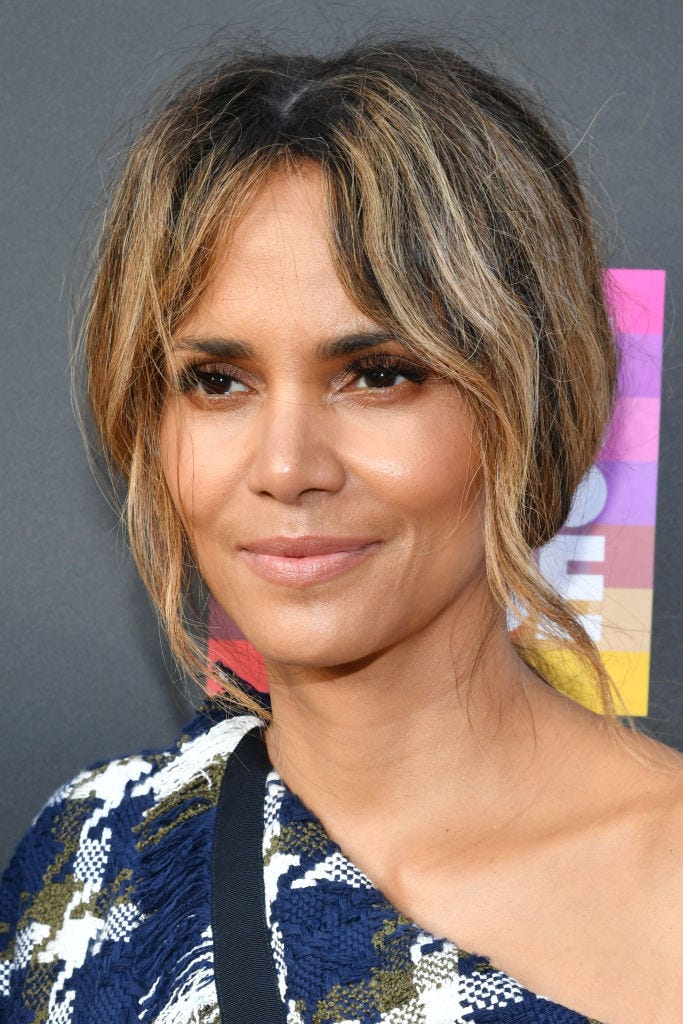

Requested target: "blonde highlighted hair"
[{"left": 80, "top": 37, "right": 634, "bottom": 734}]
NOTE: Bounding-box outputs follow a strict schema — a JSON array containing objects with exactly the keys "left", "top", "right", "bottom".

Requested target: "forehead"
[{"left": 183, "top": 163, "right": 371, "bottom": 341}]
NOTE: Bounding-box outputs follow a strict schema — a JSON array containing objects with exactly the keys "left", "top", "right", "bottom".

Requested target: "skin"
[{"left": 160, "top": 163, "right": 683, "bottom": 1023}]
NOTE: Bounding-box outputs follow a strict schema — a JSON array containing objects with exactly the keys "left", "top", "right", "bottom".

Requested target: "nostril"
[{"left": 245, "top": 410, "right": 346, "bottom": 503}]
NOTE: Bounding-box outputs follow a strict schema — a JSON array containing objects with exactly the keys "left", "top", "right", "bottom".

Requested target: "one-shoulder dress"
[{"left": 0, "top": 695, "right": 606, "bottom": 1023}]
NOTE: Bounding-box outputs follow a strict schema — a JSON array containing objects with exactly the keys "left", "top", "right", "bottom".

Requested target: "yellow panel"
[{"left": 528, "top": 648, "right": 650, "bottom": 717}]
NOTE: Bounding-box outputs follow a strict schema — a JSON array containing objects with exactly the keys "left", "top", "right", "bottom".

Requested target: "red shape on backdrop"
[
  {"left": 208, "top": 601, "right": 269, "bottom": 692},
  {"left": 207, "top": 638, "right": 269, "bottom": 693}
]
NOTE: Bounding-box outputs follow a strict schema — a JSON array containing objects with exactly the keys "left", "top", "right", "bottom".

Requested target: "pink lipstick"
[{"left": 238, "top": 535, "right": 381, "bottom": 585}]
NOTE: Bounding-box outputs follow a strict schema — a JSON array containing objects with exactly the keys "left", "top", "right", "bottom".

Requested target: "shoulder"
[
  {"left": 631, "top": 753, "right": 683, "bottom": 982},
  {"left": 588, "top": 723, "right": 683, "bottom": 864},
  {"left": 636, "top": 741, "right": 683, "bottom": 909},
  {"left": 0, "top": 702, "right": 262, "bottom": 1021},
  {"left": 600, "top": 728, "right": 683, "bottom": 970},
  {"left": 1, "top": 703, "right": 258, "bottom": 894}
]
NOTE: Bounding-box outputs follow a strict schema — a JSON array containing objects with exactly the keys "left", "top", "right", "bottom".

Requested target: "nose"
[{"left": 245, "top": 393, "right": 346, "bottom": 504}]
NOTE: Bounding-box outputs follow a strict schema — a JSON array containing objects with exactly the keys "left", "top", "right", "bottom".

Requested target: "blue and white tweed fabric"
[
  {"left": 261, "top": 771, "right": 602, "bottom": 1024},
  {"left": 1, "top": 700, "right": 604, "bottom": 1023}
]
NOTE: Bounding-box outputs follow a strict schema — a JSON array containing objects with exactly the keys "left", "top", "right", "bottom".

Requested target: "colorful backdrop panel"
[{"left": 529, "top": 269, "right": 664, "bottom": 715}]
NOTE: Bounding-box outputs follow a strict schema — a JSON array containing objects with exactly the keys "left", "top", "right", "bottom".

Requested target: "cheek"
[
  {"left": 159, "top": 403, "right": 232, "bottom": 533},
  {"left": 370, "top": 406, "right": 486, "bottom": 611},
  {"left": 347, "top": 399, "right": 483, "bottom": 533}
]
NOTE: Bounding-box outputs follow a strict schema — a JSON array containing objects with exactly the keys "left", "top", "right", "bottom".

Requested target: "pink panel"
[
  {"left": 605, "top": 268, "right": 666, "bottom": 336},
  {"left": 566, "top": 523, "right": 655, "bottom": 589},
  {"left": 602, "top": 397, "right": 661, "bottom": 462}
]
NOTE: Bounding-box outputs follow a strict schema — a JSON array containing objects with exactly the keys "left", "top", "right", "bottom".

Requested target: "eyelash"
[{"left": 177, "top": 353, "right": 429, "bottom": 399}]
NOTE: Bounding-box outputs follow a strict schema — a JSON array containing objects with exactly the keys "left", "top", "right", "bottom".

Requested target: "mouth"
[{"left": 238, "top": 535, "right": 382, "bottom": 585}]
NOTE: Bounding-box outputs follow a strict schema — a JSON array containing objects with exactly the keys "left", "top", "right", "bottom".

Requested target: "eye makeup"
[{"left": 176, "top": 351, "right": 430, "bottom": 400}]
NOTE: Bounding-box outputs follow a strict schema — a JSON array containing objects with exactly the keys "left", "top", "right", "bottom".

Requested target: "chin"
[
  {"left": 234, "top": 617, "right": 382, "bottom": 674},
  {"left": 258, "top": 640, "right": 372, "bottom": 673}
]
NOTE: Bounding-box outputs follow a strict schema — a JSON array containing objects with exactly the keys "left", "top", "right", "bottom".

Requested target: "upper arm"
[
  {"left": 0, "top": 758, "right": 151, "bottom": 1022},
  {"left": 0, "top": 783, "right": 77, "bottom": 1016}
]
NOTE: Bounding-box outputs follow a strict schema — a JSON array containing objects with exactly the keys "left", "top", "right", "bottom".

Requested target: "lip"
[{"left": 238, "top": 535, "right": 382, "bottom": 585}]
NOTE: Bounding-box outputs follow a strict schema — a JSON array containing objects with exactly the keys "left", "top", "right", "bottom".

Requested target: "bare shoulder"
[
  {"left": 601, "top": 723, "right": 683, "bottom": 838},
  {"left": 635, "top": 732, "right": 683, "bottom": 876},
  {"left": 607, "top": 727, "right": 683, "bottom": 957},
  {"left": 617, "top": 725, "right": 683, "bottom": 820},
  {"left": 586, "top": 730, "right": 683, "bottom": 1019}
]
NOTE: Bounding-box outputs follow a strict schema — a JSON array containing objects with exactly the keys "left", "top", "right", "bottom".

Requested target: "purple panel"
[
  {"left": 209, "top": 599, "right": 246, "bottom": 640},
  {"left": 616, "top": 333, "right": 663, "bottom": 398},
  {"left": 594, "top": 460, "right": 658, "bottom": 526}
]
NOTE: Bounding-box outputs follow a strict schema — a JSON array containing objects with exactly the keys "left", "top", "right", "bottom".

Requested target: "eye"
[
  {"left": 348, "top": 354, "right": 429, "bottom": 389},
  {"left": 179, "top": 364, "right": 249, "bottom": 397}
]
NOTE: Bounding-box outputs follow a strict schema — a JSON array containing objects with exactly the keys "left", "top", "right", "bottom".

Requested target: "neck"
[{"left": 262, "top": 599, "right": 569, "bottom": 858}]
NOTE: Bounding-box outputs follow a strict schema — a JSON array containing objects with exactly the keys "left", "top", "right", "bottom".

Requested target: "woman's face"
[{"left": 160, "top": 164, "right": 487, "bottom": 669}]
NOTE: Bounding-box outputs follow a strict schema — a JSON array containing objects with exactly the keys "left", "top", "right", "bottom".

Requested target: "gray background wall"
[{"left": 1, "top": 0, "right": 682, "bottom": 869}]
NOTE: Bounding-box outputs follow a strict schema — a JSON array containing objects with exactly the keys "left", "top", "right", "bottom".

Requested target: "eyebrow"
[{"left": 173, "top": 328, "right": 397, "bottom": 361}]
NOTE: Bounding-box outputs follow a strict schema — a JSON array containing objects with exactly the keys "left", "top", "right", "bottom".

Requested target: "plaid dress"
[{"left": 0, "top": 699, "right": 604, "bottom": 1023}]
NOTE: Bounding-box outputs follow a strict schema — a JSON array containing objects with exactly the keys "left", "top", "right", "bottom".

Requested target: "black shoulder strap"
[{"left": 211, "top": 724, "right": 288, "bottom": 1023}]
